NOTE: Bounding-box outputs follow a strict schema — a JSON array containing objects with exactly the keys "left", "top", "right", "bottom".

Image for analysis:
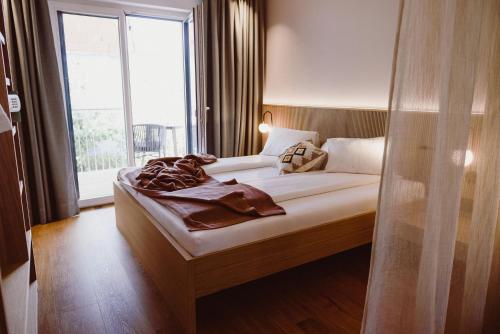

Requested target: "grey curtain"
[
  {"left": 195, "top": 0, "right": 265, "bottom": 157},
  {"left": 3, "top": 0, "right": 79, "bottom": 224}
]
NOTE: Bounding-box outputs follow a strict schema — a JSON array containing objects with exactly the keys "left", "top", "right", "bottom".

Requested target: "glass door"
[
  {"left": 185, "top": 15, "right": 198, "bottom": 154},
  {"left": 57, "top": 9, "right": 198, "bottom": 205},
  {"left": 126, "top": 16, "right": 188, "bottom": 166},
  {"left": 59, "top": 13, "right": 128, "bottom": 202}
]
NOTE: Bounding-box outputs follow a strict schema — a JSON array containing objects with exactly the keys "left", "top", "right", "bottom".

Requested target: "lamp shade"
[
  {"left": 258, "top": 122, "right": 270, "bottom": 133},
  {"left": 259, "top": 111, "right": 273, "bottom": 133}
]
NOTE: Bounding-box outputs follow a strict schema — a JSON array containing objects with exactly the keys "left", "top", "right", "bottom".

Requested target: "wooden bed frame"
[{"left": 114, "top": 181, "right": 376, "bottom": 334}]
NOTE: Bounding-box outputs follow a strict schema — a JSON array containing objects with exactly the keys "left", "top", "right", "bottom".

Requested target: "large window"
[
  {"left": 59, "top": 13, "right": 128, "bottom": 201},
  {"left": 56, "top": 7, "right": 196, "bottom": 206},
  {"left": 126, "top": 16, "right": 187, "bottom": 165}
]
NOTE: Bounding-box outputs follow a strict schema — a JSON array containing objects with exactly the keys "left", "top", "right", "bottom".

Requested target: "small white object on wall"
[{"left": 8, "top": 94, "right": 21, "bottom": 112}]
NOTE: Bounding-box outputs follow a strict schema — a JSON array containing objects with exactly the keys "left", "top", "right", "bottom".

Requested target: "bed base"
[{"left": 113, "top": 181, "right": 375, "bottom": 334}]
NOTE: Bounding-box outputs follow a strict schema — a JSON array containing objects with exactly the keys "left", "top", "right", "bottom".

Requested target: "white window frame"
[{"left": 48, "top": 0, "right": 192, "bottom": 208}]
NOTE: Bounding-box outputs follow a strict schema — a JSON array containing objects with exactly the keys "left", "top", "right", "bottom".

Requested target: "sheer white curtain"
[{"left": 362, "top": 0, "right": 500, "bottom": 333}]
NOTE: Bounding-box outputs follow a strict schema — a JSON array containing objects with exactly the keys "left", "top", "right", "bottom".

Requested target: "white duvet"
[
  {"left": 217, "top": 171, "right": 379, "bottom": 203},
  {"left": 202, "top": 155, "right": 277, "bottom": 175}
]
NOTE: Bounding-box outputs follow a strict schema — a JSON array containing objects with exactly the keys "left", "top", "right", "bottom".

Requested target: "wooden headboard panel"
[{"left": 262, "top": 104, "right": 388, "bottom": 144}]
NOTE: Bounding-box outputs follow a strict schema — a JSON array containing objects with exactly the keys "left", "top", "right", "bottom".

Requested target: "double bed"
[{"left": 114, "top": 154, "right": 380, "bottom": 334}]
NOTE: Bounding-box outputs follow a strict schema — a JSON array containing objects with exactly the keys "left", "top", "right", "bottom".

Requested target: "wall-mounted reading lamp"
[
  {"left": 464, "top": 150, "right": 474, "bottom": 167},
  {"left": 258, "top": 111, "right": 273, "bottom": 133}
]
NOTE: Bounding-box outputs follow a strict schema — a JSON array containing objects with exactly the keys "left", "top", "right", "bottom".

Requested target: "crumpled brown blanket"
[
  {"left": 120, "top": 154, "right": 286, "bottom": 231},
  {"left": 136, "top": 154, "right": 217, "bottom": 191}
]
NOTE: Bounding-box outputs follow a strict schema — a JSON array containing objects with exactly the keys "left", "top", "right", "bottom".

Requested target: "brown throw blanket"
[{"left": 120, "top": 154, "right": 285, "bottom": 231}]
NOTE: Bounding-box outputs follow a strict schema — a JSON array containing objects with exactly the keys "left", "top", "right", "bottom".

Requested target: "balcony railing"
[
  {"left": 72, "top": 108, "right": 186, "bottom": 173},
  {"left": 73, "top": 108, "right": 128, "bottom": 173}
]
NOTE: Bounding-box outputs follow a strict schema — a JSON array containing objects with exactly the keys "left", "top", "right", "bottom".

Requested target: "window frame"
[{"left": 49, "top": 1, "right": 195, "bottom": 207}]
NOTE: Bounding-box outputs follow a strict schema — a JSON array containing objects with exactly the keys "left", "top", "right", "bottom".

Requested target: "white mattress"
[{"left": 119, "top": 158, "right": 380, "bottom": 257}]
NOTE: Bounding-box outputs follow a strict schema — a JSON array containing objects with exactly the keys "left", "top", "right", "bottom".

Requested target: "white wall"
[{"left": 264, "top": 0, "right": 399, "bottom": 109}]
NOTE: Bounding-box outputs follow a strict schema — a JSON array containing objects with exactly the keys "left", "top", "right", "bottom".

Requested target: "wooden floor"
[{"left": 33, "top": 206, "right": 371, "bottom": 334}]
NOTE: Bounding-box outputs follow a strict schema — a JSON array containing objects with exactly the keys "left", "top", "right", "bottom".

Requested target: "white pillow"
[
  {"left": 260, "top": 127, "right": 320, "bottom": 156},
  {"left": 324, "top": 137, "right": 385, "bottom": 175}
]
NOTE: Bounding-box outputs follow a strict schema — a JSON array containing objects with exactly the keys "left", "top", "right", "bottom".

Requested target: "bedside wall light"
[
  {"left": 464, "top": 150, "right": 474, "bottom": 167},
  {"left": 259, "top": 111, "right": 273, "bottom": 133}
]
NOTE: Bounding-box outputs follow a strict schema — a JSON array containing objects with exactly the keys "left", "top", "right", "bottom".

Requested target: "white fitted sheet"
[{"left": 118, "top": 157, "right": 380, "bottom": 257}]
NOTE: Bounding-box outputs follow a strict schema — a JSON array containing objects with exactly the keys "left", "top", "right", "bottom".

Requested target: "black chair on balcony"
[{"left": 132, "top": 124, "right": 166, "bottom": 165}]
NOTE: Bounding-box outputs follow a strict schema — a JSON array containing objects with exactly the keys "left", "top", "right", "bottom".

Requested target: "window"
[
  {"left": 55, "top": 5, "right": 197, "bottom": 206},
  {"left": 59, "top": 13, "right": 127, "bottom": 201},
  {"left": 126, "top": 16, "right": 187, "bottom": 165}
]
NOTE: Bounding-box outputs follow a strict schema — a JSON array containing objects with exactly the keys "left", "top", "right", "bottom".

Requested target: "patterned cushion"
[{"left": 276, "top": 141, "right": 328, "bottom": 174}]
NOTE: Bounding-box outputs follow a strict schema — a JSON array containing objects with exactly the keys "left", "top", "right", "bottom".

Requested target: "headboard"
[{"left": 262, "top": 104, "right": 388, "bottom": 145}]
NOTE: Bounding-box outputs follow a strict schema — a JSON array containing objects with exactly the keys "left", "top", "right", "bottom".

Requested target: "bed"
[{"left": 114, "top": 154, "right": 380, "bottom": 334}]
